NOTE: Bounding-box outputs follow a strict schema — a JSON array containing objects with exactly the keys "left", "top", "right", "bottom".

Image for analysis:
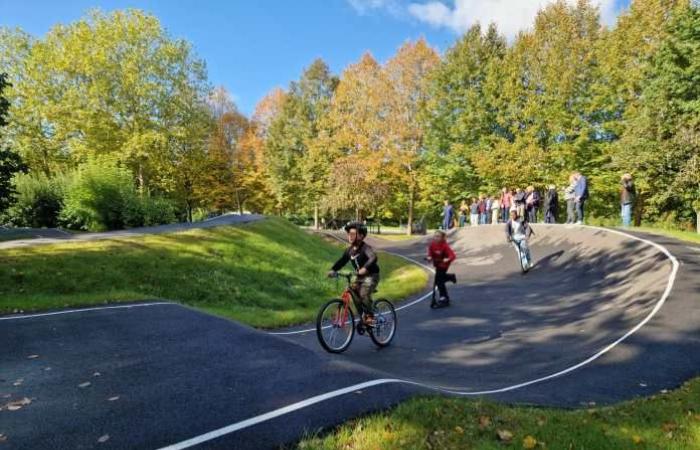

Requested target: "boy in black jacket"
[{"left": 328, "top": 222, "right": 380, "bottom": 324}]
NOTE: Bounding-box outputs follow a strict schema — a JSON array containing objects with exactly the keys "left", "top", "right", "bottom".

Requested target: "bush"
[
  {"left": 142, "top": 196, "right": 175, "bottom": 226},
  {"left": 4, "top": 172, "right": 68, "bottom": 228},
  {"left": 60, "top": 157, "right": 141, "bottom": 231}
]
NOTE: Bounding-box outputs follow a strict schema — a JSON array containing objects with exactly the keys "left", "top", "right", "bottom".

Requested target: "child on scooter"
[{"left": 426, "top": 230, "right": 457, "bottom": 306}]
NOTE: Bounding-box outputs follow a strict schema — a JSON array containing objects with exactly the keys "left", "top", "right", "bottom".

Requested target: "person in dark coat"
[
  {"left": 544, "top": 184, "right": 559, "bottom": 223},
  {"left": 442, "top": 200, "right": 454, "bottom": 230},
  {"left": 620, "top": 173, "right": 636, "bottom": 227}
]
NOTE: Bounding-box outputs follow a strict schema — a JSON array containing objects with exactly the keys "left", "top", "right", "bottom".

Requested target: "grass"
[
  {"left": 372, "top": 233, "right": 423, "bottom": 242},
  {"left": 0, "top": 218, "right": 428, "bottom": 328},
  {"left": 632, "top": 226, "right": 700, "bottom": 245},
  {"left": 299, "top": 378, "right": 700, "bottom": 450}
]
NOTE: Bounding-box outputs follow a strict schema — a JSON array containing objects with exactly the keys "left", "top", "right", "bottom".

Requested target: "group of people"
[{"left": 441, "top": 171, "right": 593, "bottom": 229}]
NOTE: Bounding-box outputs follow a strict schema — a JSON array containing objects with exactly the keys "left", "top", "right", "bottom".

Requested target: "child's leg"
[
  {"left": 358, "top": 276, "right": 378, "bottom": 315},
  {"left": 435, "top": 268, "right": 448, "bottom": 299}
]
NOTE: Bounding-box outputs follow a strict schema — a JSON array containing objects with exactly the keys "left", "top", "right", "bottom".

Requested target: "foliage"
[
  {"left": 3, "top": 171, "right": 67, "bottom": 227},
  {"left": 0, "top": 72, "right": 27, "bottom": 214}
]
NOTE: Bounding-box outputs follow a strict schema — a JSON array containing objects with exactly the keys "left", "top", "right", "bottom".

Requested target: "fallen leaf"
[
  {"left": 639, "top": 383, "right": 647, "bottom": 388},
  {"left": 454, "top": 426, "right": 464, "bottom": 434},
  {"left": 660, "top": 389, "right": 668, "bottom": 394},
  {"left": 44, "top": 367, "right": 52, "bottom": 371},
  {"left": 536, "top": 419, "right": 546, "bottom": 427},
  {"left": 0, "top": 433, "right": 6, "bottom": 442},
  {"left": 27, "top": 355, "right": 39, "bottom": 359},
  {"left": 108, "top": 396, "right": 120, "bottom": 402},
  {"left": 93, "top": 372, "right": 101, "bottom": 377},
  {"left": 3, "top": 397, "right": 31, "bottom": 412},
  {"left": 632, "top": 435, "right": 642, "bottom": 445},
  {"left": 665, "top": 432, "right": 673, "bottom": 439},
  {"left": 12, "top": 379, "right": 23, "bottom": 387},
  {"left": 479, "top": 415, "right": 492, "bottom": 429},
  {"left": 97, "top": 434, "right": 110, "bottom": 443},
  {"left": 78, "top": 382, "right": 91, "bottom": 388},
  {"left": 497, "top": 429, "right": 513, "bottom": 442},
  {"left": 523, "top": 435, "right": 537, "bottom": 449},
  {"left": 661, "top": 422, "right": 678, "bottom": 432}
]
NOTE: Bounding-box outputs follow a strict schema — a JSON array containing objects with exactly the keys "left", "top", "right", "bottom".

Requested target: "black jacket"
[
  {"left": 544, "top": 189, "right": 559, "bottom": 214},
  {"left": 332, "top": 241, "right": 380, "bottom": 275}
]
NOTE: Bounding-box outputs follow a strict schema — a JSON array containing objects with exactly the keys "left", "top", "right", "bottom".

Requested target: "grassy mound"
[{"left": 0, "top": 218, "right": 428, "bottom": 328}]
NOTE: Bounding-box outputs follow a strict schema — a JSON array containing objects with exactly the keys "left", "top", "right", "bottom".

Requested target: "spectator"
[
  {"left": 514, "top": 188, "right": 526, "bottom": 219},
  {"left": 491, "top": 195, "right": 501, "bottom": 224},
  {"left": 442, "top": 199, "right": 454, "bottom": 230},
  {"left": 620, "top": 173, "right": 636, "bottom": 227},
  {"left": 564, "top": 174, "right": 577, "bottom": 224},
  {"left": 525, "top": 186, "right": 540, "bottom": 223},
  {"left": 574, "top": 171, "right": 589, "bottom": 224},
  {"left": 485, "top": 195, "right": 493, "bottom": 224},
  {"left": 469, "top": 198, "right": 479, "bottom": 227},
  {"left": 458, "top": 199, "right": 468, "bottom": 228},
  {"left": 500, "top": 187, "right": 512, "bottom": 223},
  {"left": 478, "top": 195, "right": 487, "bottom": 225},
  {"left": 544, "top": 184, "right": 559, "bottom": 223}
]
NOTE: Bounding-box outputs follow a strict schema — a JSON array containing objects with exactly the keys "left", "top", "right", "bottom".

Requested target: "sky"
[{"left": 1, "top": 0, "right": 631, "bottom": 115}]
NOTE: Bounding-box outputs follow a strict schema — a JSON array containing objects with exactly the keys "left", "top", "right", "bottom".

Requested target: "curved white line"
[
  {"left": 0, "top": 302, "right": 174, "bottom": 321},
  {"left": 161, "top": 225, "right": 680, "bottom": 449}
]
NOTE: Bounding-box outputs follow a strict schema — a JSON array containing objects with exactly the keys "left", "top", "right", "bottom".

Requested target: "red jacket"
[{"left": 427, "top": 241, "right": 456, "bottom": 270}]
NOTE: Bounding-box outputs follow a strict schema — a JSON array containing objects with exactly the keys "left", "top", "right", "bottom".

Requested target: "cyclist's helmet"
[{"left": 344, "top": 221, "right": 368, "bottom": 237}]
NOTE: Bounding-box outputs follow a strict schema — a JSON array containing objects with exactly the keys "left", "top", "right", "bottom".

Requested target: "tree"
[
  {"left": 0, "top": 72, "right": 27, "bottom": 215},
  {"left": 616, "top": 4, "right": 700, "bottom": 229},
  {"left": 0, "top": 10, "right": 210, "bottom": 194},
  {"left": 419, "top": 24, "right": 506, "bottom": 214},
  {"left": 384, "top": 38, "right": 439, "bottom": 233}
]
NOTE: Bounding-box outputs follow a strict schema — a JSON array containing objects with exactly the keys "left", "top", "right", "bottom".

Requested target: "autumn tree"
[
  {"left": 0, "top": 72, "right": 27, "bottom": 215},
  {"left": 384, "top": 38, "right": 439, "bottom": 233}
]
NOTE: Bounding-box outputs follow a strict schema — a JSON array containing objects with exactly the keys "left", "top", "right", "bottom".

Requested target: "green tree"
[{"left": 0, "top": 72, "right": 27, "bottom": 216}]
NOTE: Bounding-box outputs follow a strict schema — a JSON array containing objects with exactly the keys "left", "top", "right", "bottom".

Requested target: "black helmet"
[{"left": 344, "top": 221, "right": 367, "bottom": 237}]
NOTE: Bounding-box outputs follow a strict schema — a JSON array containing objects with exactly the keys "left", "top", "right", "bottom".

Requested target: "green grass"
[
  {"left": 0, "top": 218, "right": 428, "bottom": 328},
  {"left": 299, "top": 378, "right": 700, "bottom": 449},
  {"left": 372, "top": 233, "right": 422, "bottom": 242},
  {"left": 632, "top": 226, "right": 700, "bottom": 245}
]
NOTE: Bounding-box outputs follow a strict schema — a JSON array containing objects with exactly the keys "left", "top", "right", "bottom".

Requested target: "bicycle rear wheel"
[
  {"left": 369, "top": 299, "right": 397, "bottom": 348},
  {"left": 316, "top": 299, "right": 355, "bottom": 353},
  {"left": 517, "top": 243, "right": 530, "bottom": 273}
]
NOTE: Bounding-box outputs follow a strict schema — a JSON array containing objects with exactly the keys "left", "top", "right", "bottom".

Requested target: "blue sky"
[{"left": 1, "top": 0, "right": 631, "bottom": 115}]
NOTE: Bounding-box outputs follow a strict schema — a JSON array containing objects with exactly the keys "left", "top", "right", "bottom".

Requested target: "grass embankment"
[
  {"left": 632, "top": 226, "right": 700, "bottom": 245},
  {"left": 300, "top": 378, "right": 700, "bottom": 449},
  {"left": 0, "top": 218, "right": 428, "bottom": 328}
]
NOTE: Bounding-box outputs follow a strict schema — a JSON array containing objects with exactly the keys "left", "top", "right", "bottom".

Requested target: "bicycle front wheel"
[
  {"left": 316, "top": 299, "right": 355, "bottom": 353},
  {"left": 369, "top": 299, "right": 397, "bottom": 348}
]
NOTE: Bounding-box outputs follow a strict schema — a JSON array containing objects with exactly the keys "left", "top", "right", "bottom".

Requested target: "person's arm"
[
  {"left": 330, "top": 249, "right": 350, "bottom": 273},
  {"left": 357, "top": 244, "right": 377, "bottom": 276},
  {"left": 445, "top": 244, "right": 456, "bottom": 264}
]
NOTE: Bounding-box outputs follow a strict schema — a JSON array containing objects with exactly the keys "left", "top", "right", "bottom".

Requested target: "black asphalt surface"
[{"left": 1, "top": 225, "right": 698, "bottom": 449}]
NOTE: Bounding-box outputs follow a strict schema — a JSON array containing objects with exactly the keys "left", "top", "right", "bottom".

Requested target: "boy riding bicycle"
[
  {"left": 327, "top": 222, "right": 379, "bottom": 325},
  {"left": 505, "top": 210, "right": 534, "bottom": 269}
]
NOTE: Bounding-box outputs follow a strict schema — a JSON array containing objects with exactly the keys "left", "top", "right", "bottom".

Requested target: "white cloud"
[
  {"left": 347, "top": 0, "right": 403, "bottom": 15},
  {"left": 406, "top": 0, "right": 620, "bottom": 39}
]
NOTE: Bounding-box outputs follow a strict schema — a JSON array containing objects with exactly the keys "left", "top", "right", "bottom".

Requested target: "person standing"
[
  {"left": 564, "top": 175, "right": 577, "bottom": 224},
  {"left": 477, "top": 195, "right": 487, "bottom": 225},
  {"left": 574, "top": 171, "right": 589, "bottom": 225},
  {"left": 442, "top": 199, "right": 454, "bottom": 231},
  {"left": 620, "top": 173, "right": 636, "bottom": 227},
  {"left": 458, "top": 199, "right": 468, "bottom": 228},
  {"left": 514, "top": 188, "right": 526, "bottom": 219},
  {"left": 469, "top": 198, "right": 479, "bottom": 227},
  {"left": 525, "top": 186, "right": 540, "bottom": 223},
  {"left": 500, "top": 187, "right": 511, "bottom": 223},
  {"left": 544, "top": 184, "right": 559, "bottom": 224},
  {"left": 485, "top": 195, "right": 493, "bottom": 224},
  {"left": 491, "top": 195, "right": 501, "bottom": 224}
]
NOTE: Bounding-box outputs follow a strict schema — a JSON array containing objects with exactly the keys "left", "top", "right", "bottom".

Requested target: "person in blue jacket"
[
  {"left": 442, "top": 199, "right": 454, "bottom": 230},
  {"left": 573, "top": 171, "right": 589, "bottom": 225}
]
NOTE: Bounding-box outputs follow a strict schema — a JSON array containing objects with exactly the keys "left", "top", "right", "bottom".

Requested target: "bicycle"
[{"left": 316, "top": 272, "right": 397, "bottom": 353}]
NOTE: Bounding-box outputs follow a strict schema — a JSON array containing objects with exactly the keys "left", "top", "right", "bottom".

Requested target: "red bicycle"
[{"left": 316, "top": 272, "right": 397, "bottom": 353}]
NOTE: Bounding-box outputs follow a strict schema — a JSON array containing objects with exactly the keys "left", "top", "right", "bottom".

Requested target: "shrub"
[
  {"left": 142, "top": 196, "right": 175, "bottom": 226},
  {"left": 4, "top": 172, "right": 68, "bottom": 228},
  {"left": 60, "top": 157, "right": 139, "bottom": 231}
]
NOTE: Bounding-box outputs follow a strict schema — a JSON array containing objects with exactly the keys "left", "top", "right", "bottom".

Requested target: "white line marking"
[
  {"left": 162, "top": 225, "right": 680, "bottom": 449},
  {"left": 0, "top": 302, "right": 174, "bottom": 321},
  {"left": 686, "top": 245, "right": 700, "bottom": 253}
]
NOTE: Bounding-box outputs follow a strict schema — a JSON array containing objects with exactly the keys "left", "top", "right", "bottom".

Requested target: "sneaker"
[
  {"left": 363, "top": 314, "right": 376, "bottom": 327},
  {"left": 439, "top": 296, "right": 448, "bottom": 303},
  {"left": 448, "top": 273, "right": 457, "bottom": 284},
  {"left": 575, "top": 221, "right": 583, "bottom": 225}
]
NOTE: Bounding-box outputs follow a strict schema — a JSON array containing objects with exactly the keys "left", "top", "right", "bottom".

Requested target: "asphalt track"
[{"left": 1, "top": 224, "right": 698, "bottom": 449}]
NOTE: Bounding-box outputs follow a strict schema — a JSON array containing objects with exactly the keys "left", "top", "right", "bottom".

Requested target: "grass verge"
[
  {"left": 632, "top": 226, "right": 700, "bottom": 245},
  {"left": 0, "top": 218, "right": 428, "bottom": 328},
  {"left": 299, "top": 378, "right": 700, "bottom": 449}
]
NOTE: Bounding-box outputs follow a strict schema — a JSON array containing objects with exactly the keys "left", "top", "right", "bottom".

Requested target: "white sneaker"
[
  {"left": 575, "top": 221, "right": 583, "bottom": 225},
  {"left": 439, "top": 296, "right": 448, "bottom": 302}
]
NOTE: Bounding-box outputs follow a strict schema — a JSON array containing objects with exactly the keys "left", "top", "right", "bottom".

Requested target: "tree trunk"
[
  {"left": 314, "top": 203, "right": 319, "bottom": 230},
  {"left": 407, "top": 185, "right": 415, "bottom": 236},
  {"left": 696, "top": 208, "right": 699, "bottom": 234}
]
